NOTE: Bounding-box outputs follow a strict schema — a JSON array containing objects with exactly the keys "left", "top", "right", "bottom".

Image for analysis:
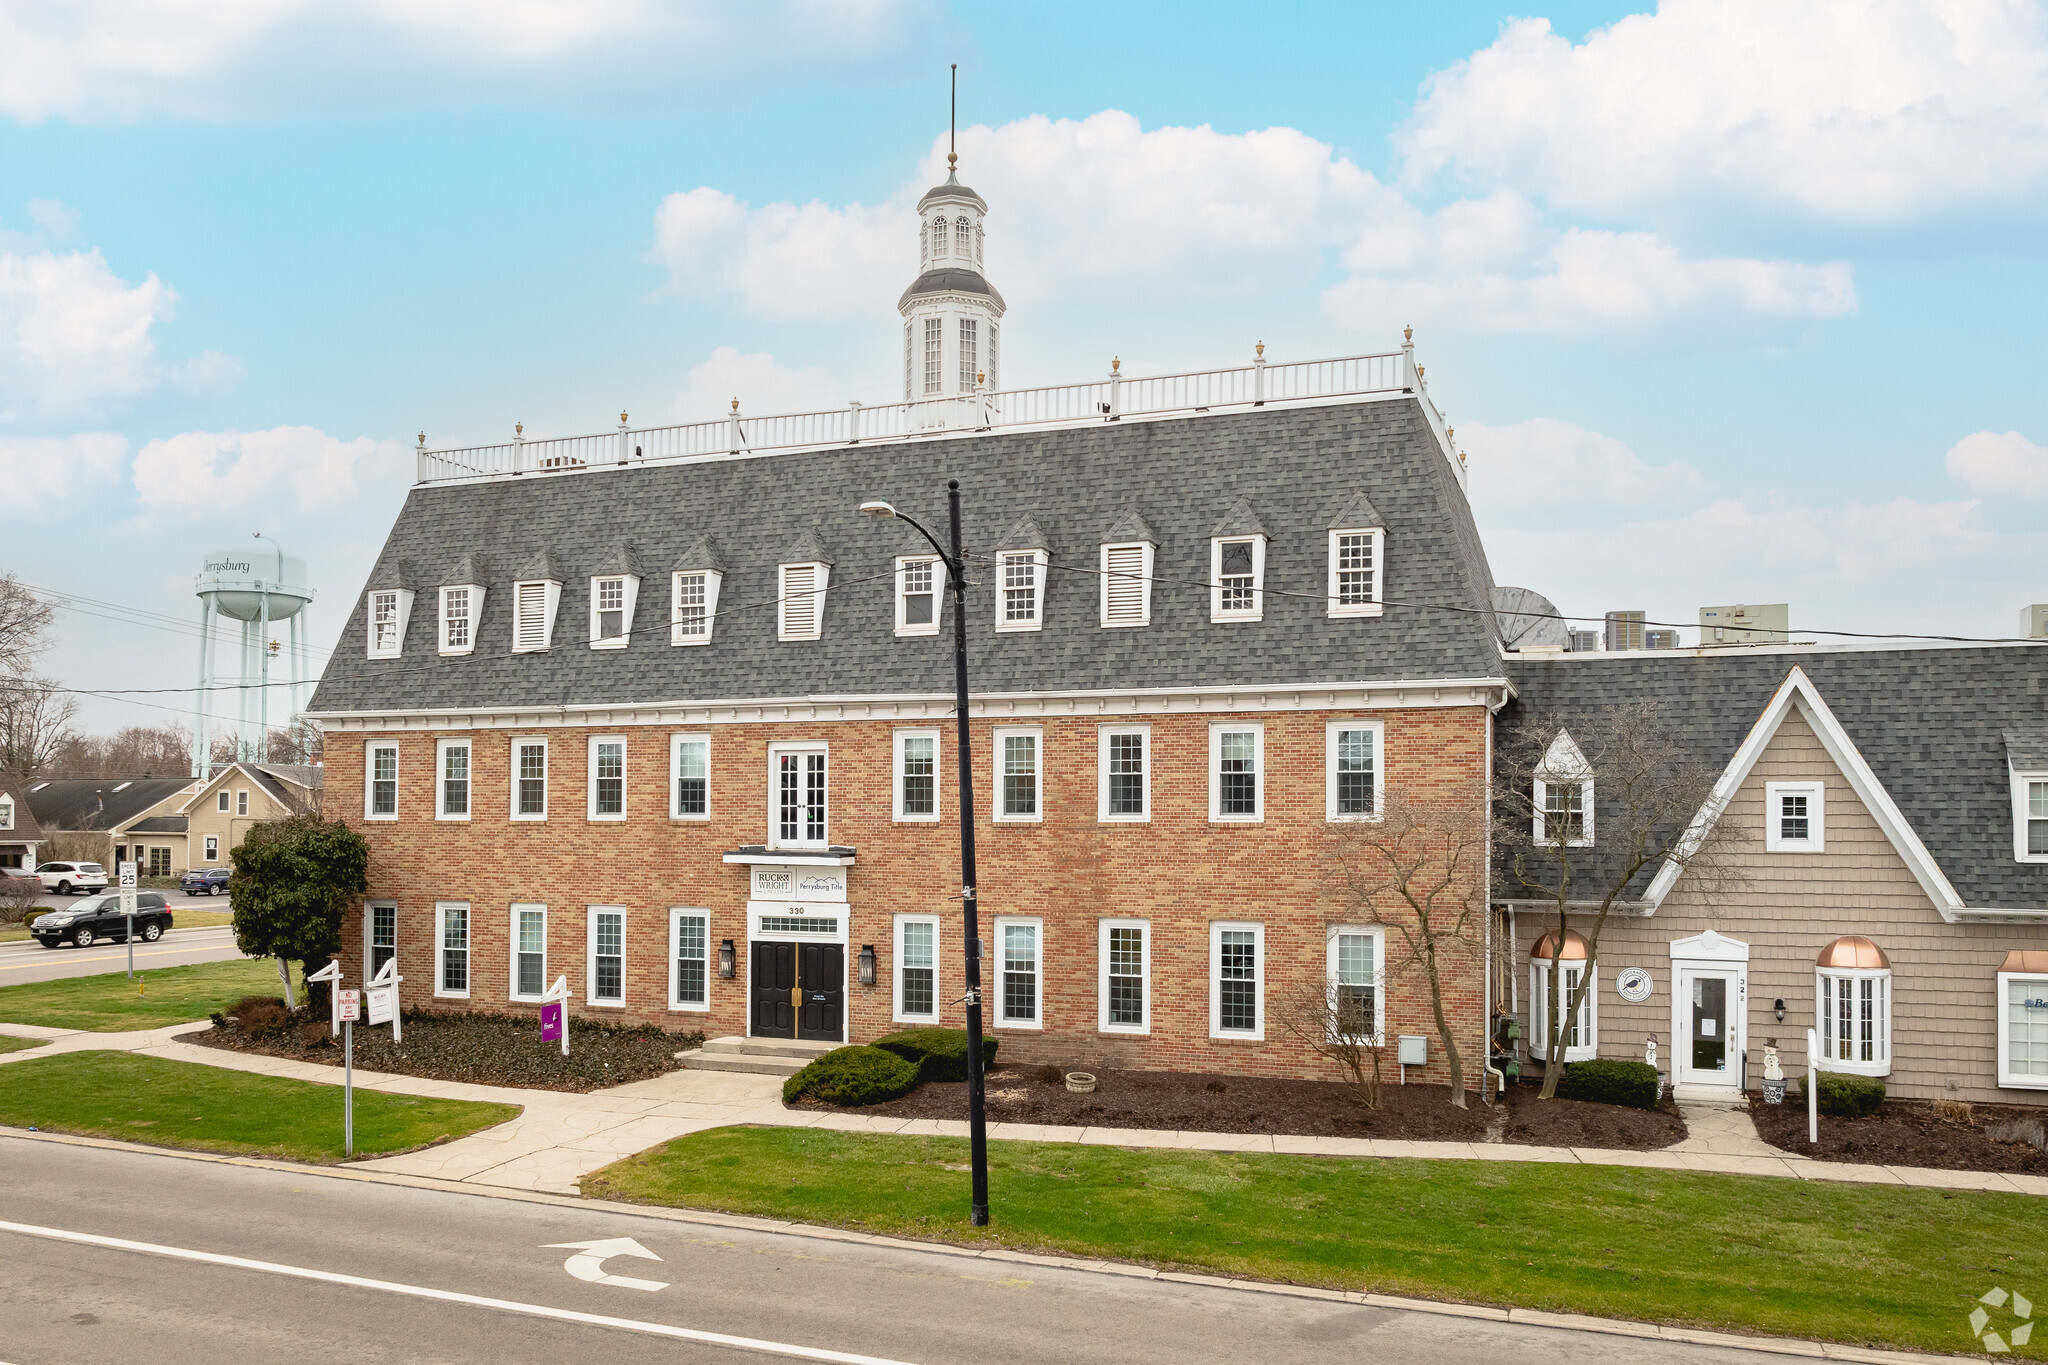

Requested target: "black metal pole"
[{"left": 947, "top": 479, "right": 991, "bottom": 1227}]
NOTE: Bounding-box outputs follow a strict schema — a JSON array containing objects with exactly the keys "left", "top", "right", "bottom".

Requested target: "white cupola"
[{"left": 899, "top": 114, "right": 1005, "bottom": 410}]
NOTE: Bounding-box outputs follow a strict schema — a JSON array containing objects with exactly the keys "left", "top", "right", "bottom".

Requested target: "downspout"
[{"left": 1482, "top": 701, "right": 1494, "bottom": 1102}]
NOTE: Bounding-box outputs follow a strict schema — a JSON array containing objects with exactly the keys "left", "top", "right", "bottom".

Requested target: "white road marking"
[
  {"left": 0, "top": 1219, "right": 916, "bottom": 1365},
  {"left": 545, "top": 1236, "right": 670, "bottom": 1291}
]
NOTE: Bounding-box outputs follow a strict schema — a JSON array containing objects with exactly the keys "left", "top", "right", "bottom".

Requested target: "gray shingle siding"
[{"left": 309, "top": 399, "right": 1505, "bottom": 716}]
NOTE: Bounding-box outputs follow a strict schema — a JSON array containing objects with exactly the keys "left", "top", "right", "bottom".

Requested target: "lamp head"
[{"left": 857, "top": 500, "right": 899, "bottom": 520}]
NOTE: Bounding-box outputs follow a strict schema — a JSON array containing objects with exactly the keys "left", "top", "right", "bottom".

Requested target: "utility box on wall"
[{"left": 1398, "top": 1035, "right": 1428, "bottom": 1066}]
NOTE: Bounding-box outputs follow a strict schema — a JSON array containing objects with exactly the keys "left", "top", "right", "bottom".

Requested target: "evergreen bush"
[
  {"left": 872, "top": 1027, "right": 999, "bottom": 1082},
  {"left": 1554, "top": 1058, "right": 1662, "bottom": 1109},
  {"left": 782, "top": 1045, "right": 919, "bottom": 1106},
  {"left": 1798, "top": 1070, "right": 1886, "bottom": 1118}
]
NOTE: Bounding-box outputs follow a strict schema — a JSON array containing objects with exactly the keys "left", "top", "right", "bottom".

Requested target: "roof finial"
[{"left": 947, "top": 63, "right": 959, "bottom": 181}]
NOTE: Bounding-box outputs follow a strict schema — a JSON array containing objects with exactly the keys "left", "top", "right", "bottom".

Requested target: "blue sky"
[{"left": 3, "top": 0, "right": 2045, "bottom": 736}]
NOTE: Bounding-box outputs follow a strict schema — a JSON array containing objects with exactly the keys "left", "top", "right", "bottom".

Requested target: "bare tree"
[
  {"left": 1496, "top": 698, "right": 1731, "bottom": 1099},
  {"left": 264, "top": 718, "right": 324, "bottom": 766},
  {"left": 1324, "top": 795, "right": 1485, "bottom": 1107},
  {"left": 1274, "top": 967, "right": 1387, "bottom": 1109},
  {"left": 0, "top": 871, "right": 42, "bottom": 923},
  {"left": 0, "top": 575, "right": 56, "bottom": 680},
  {"left": 48, "top": 724, "right": 192, "bottom": 778},
  {"left": 0, "top": 677, "right": 80, "bottom": 780}
]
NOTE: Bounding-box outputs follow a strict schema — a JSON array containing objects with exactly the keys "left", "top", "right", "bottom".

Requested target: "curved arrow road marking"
[{"left": 544, "top": 1236, "right": 669, "bottom": 1291}]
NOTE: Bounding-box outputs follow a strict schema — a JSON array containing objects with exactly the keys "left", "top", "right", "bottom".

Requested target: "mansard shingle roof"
[
  {"left": 1209, "top": 496, "right": 1267, "bottom": 540},
  {"left": 673, "top": 535, "right": 726, "bottom": 574},
  {"left": 1103, "top": 504, "right": 1158, "bottom": 545}
]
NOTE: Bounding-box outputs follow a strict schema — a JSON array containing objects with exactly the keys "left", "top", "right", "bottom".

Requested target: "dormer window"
[
  {"left": 438, "top": 582, "right": 483, "bottom": 656},
  {"left": 512, "top": 580, "right": 561, "bottom": 652},
  {"left": 1211, "top": 536, "right": 1266, "bottom": 621},
  {"left": 367, "top": 588, "right": 413, "bottom": 659},
  {"left": 779, "top": 562, "right": 829, "bottom": 641},
  {"left": 996, "top": 550, "right": 1045, "bottom": 632},
  {"left": 590, "top": 574, "right": 638, "bottom": 650},
  {"left": 1327, "top": 528, "right": 1384, "bottom": 617},
  {"left": 896, "top": 556, "right": 941, "bottom": 636},
  {"left": 1534, "top": 731, "right": 1594, "bottom": 847},
  {"left": 671, "top": 570, "right": 721, "bottom": 646}
]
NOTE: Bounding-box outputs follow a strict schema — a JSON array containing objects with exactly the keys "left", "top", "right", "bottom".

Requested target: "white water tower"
[{"left": 194, "top": 536, "right": 315, "bottom": 774}]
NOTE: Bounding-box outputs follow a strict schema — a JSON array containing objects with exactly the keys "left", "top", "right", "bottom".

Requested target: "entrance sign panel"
[
  {"left": 367, "top": 986, "right": 394, "bottom": 1025},
  {"left": 750, "top": 866, "right": 847, "bottom": 902}
]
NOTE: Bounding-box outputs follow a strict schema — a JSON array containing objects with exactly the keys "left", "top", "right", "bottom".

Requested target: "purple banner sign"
[{"left": 540, "top": 1001, "right": 564, "bottom": 1042}]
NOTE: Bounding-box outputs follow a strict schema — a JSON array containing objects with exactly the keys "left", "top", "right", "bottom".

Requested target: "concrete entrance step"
[
  {"left": 701, "top": 1035, "right": 840, "bottom": 1060},
  {"left": 675, "top": 1035, "right": 841, "bottom": 1076}
]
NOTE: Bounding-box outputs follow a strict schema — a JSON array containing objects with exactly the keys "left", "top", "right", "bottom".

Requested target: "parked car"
[
  {"left": 179, "top": 867, "right": 232, "bottom": 896},
  {"left": 35, "top": 861, "right": 109, "bottom": 896},
  {"left": 30, "top": 891, "right": 172, "bottom": 948}
]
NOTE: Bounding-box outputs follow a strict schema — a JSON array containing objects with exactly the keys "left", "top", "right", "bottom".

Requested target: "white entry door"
[{"left": 1675, "top": 964, "right": 1745, "bottom": 1088}]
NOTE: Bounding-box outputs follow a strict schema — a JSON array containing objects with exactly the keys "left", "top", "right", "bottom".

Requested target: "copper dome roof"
[
  {"left": 1530, "top": 929, "right": 1591, "bottom": 961},
  {"left": 1815, "top": 935, "right": 1889, "bottom": 969}
]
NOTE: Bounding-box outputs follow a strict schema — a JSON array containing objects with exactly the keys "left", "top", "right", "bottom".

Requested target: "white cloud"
[
  {"left": 672, "top": 346, "right": 846, "bottom": 421},
  {"left": 1945, "top": 429, "right": 2048, "bottom": 496},
  {"left": 0, "top": 431, "right": 126, "bottom": 505},
  {"left": 0, "top": 0, "right": 929, "bottom": 122},
  {"left": 0, "top": 246, "right": 176, "bottom": 418},
  {"left": 26, "top": 197, "right": 77, "bottom": 239},
  {"left": 131, "top": 425, "right": 407, "bottom": 512},
  {"left": 1400, "top": 1, "right": 2048, "bottom": 221},
  {"left": 653, "top": 189, "right": 909, "bottom": 324},
  {"left": 1460, "top": 417, "right": 1703, "bottom": 509}
]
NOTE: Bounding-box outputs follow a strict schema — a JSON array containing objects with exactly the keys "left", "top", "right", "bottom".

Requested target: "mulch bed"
[
  {"left": 196, "top": 1000, "right": 704, "bottom": 1093},
  {"left": 798, "top": 1063, "right": 1688, "bottom": 1150},
  {"left": 1749, "top": 1093, "right": 2048, "bottom": 1173}
]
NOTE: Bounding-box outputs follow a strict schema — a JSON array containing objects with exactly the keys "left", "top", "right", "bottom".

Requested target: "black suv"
[{"left": 30, "top": 892, "right": 173, "bottom": 949}]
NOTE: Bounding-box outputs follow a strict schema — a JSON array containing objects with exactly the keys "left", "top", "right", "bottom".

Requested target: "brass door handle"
[{"left": 790, "top": 985, "right": 802, "bottom": 1008}]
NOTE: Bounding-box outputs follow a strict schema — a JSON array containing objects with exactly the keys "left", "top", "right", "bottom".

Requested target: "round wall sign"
[{"left": 1615, "top": 967, "right": 1654, "bottom": 1003}]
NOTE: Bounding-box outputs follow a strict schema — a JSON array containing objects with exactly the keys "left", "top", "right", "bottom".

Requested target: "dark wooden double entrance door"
[{"left": 750, "top": 940, "right": 844, "bottom": 1041}]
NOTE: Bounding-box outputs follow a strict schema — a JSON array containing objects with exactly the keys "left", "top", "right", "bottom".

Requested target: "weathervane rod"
[{"left": 949, "top": 63, "right": 957, "bottom": 170}]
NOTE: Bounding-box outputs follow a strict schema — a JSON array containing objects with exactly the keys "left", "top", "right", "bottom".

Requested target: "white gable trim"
[
  {"left": 1641, "top": 666, "right": 1965, "bottom": 921},
  {"left": 1668, "top": 929, "right": 1749, "bottom": 963}
]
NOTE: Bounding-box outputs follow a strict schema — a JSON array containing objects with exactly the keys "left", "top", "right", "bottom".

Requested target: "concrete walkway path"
[{"left": 5, "top": 1020, "right": 2044, "bottom": 1199}]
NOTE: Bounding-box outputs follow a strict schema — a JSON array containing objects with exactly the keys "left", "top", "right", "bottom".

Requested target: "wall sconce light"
[
  {"left": 858, "top": 944, "right": 877, "bottom": 987},
  {"left": 1773, "top": 997, "right": 1786, "bottom": 1024},
  {"left": 718, "top": 939, "right": 736, "bottom": 979}
]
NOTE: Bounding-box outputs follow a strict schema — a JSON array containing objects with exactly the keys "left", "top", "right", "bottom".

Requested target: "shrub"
[
  {"left": 872, "top": 1028, "right": 999, "bottom": 1083},
  {"left": 783, "top": 1046, "right": 919, "bottom": 1106},
  {"left": 22, "top": 908, "right": 53, "bottom": 928},
  {"left": 1798, "top": 1070, "right": 1886, "bottom": 1118},
  {"left": 1034, "top": 1063, "right": 1063, "bottom": 1085},
  {"left": 1554, "top": 1058, "right": 1662, "bottom": 1110},
  {"left": 220, "top": 994, "right": 295, "bottom": 1036}
]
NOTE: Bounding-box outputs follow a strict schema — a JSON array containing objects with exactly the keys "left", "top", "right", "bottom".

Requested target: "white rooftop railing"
[{"left": 413, "top": 339, "right": 1464, "bottom": 491}]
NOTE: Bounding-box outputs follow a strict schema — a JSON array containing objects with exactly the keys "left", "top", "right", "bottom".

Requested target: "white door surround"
[
  {"left": 1670, "top": 931, "right": 1749, "bottom": 1092},
  {"left": 743, "top": 862, "right": 849, "bottom": 1042}
]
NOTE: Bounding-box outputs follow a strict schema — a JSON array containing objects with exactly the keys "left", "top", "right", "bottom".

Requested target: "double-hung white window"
[
  {"left": 778, "top": 562, "right": 829, "bottom": 641},
  {"left": 1766, "top": 781, "right": 1825, "bottom": 853},
  {"left": 959, "top": 318, "right": 979, "bottom": 389},
  {"left": 435, "top": 902, "right": 470, "bottom": 998},
  {"left": 1098, "top": 726, "right": 1150, "bottom": 822},
  {"left": 1329, "top": 927, "right": 1383, "bottom": 1043},
  {"left": 511, "top": 904, "right": 547, "bottom": 1000},
  {"left": 1326, "top": 721, "right": 1382, "bottom": 820},
  {"left": 440, "top": 586, "right": 477, "bottom": 655},
  {"left": 1818, "top": 963, "right": 1891, "bottom": 1076},
  {"left": 895, "top": 556, "right": 941, "bottom": 636},
  {"left": 436, "top": 739, "right": 471, "bottom": 820},
  {"left": 894, "top": 730, "right": 939, "bottom": 821},
  {"left": 994, "top": 727, "right": 1041, "bottom": 822},
  {"left": 1099, "top": 542, "right": 1153, "bottom": 627},
  {"left": 671, "top": 734, "right": 709, "bottom": 820},
  {"left": 1210, "top": 537, "right": 1266, "bottom": 621},
  {"left": 218, "top": 790, "right": 231, "bottom": 812},
  {"left": 1534, "top": 733, "right": 1594, "bottom": 847},
  {"left": 588, "top": 736, "right": 626, "bottom": 821},
  {"left": 895, "top": 914, "right": 938, "bottom": 1022},
  {"left": 671, "top": 570, "right": 720, "bottom": 646},
  {"left": 1998, "top": 964, "right": 2048, "bottom": 1089},
  {"left": 1210, "top": 724, "right": 1263, "bottom": 822},
  {"left": 512, "top": 739, "right": 547, "bottom": 821},
  {"left": 366, "top": 902, "right": 397, "bottom": 978},
  {"left": 670, "top": 908, "right": 709, "bottom": 1011},
  {"left": 590, "top": 575, "right": 635, "bottom": 649},
  {"left": 996, "top": 917, "right": 1041, "bottom": 1028},
  {"left": 368, "top": 589, "right": 410, "bottom": 658},
  {"left": 365, "top": 742, "right": 398, "bottom": 820},
  {"left": 1099, "top": 919, "right": 1149, "bottom": 1033},
  {"left": 994, "top": 550, "right": 1045, "bottom": 631},
  {"left": 2012, "top": 771, "right": 2048, "bottom": 863},
  {"left": 238, "top": 789, "right": 249, "bottom": 817},
  {"left": 771, "top": 744, "right": 828, "bottom": 848},
  {"left": 588, "top": 906, "right": 626, "bottom": 1006},
  {"left": 1211, "top": 921, "right": 1264, "bottom": 1039},
  {"left": 204, "top": 835, "right": 219, "bottom": 861},
  {"left": 1327, "top": 527, "right": 1384, "bottom": 617}
]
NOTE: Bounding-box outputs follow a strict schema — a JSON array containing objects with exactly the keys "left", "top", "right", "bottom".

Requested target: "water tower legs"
[{"left": 194, "top": 597, "right": 214, "bottom": 779}]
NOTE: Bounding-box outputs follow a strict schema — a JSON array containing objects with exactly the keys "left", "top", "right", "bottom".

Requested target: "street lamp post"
[{"left": 859, "top": 481, "right": 990, "bottom": 1226}]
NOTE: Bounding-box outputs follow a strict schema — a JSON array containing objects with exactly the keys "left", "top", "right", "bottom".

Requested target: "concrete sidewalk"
[{"left": 4, "top": 1020, "right": 2044, "bottom": 1199}]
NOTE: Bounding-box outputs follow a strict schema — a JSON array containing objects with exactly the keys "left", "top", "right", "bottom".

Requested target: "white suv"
[{"left": 36, "top": 862, "right": 109, "bottom": 896}]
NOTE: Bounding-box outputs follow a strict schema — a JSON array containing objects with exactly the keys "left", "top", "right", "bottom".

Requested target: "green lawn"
[
  {"left": 0, "top": 1035, "right": 45, "bottom": 1055},
  {"left": 0, "top": 1053, "right": 519, "bottom": 1162},
  {"left": 0, "top": 956, "right": 295, "bottom": 1030},
  {"left": 586, "top": 1127, "right": 2048, "bottom": 1359}
]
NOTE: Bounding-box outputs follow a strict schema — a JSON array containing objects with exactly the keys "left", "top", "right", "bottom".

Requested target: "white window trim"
[
  {"left": 588, "top": 573, "right": 641, "bottom": 650},
  {"left": 1097, "top": 724, "right": 1152, "bottom": 823},
  {"left": 670, "top": 732, "right": 711, "bottom": 823},
  {"left": 893, "top": 555, "right": 944, "bottom": 637},
  {"left": 586, "top": 904, "right": 627, "bottom": 1008},
  {"left": 994, "top": 915, "right": 1043, "bottom": 1030},
  {"left": 767, "top": 741, "right": 830, "bottom": 850},
  {"left": 363, "top": 741, "right": 399, "bottom": 822},
  {"left": 1529, "top": 959, "right": 1598, "bottom": 1062},
  {"left": 1328, "top": 925, "right": 1386, "bottom": 1045},
  {"left": 1098, "top": 541, "right": 1154, "bottom": 628},
  {"left": 1815, "top": 966, "right": 1892, "bottom": 1077},
  {"left": 510, "top": 579, "right": 562, "bottom": 653},
  {"left": 435, "top": 738, "right": 472, "bottom": 822},
  {"left": 1996, "top": 970, "right": 2048, "bottom": 1090},
  {"left": 1534, "top": 733, "right": 1595, "bottom": 848},
  {"left": 237, "top": 789, "right": 249, "bottom": 817},
  {"left": 438, "top": 584, "right": 483, "bottom": 656},
  {"left": 668, "top": 907, "right": 711, "bottom": 1013},
  {"left": 992, "top": 726, "right": 1044, "bottom": 823},
  {"left": 204, "top": 835, "right": 219, "bottom": 861},
  {"left": 587, "top": 735, "right": 627, "bottom": 822},
  {"left": 364, "top": 899, "right": 397, "bottom": 981},
  {"left": 0, "top": 796, "right": 11, "bottom": 832},
  {"left": 510, "top": 737, "right": 548, "bottom": 822},
  {"left": 669, "top": 569, "right": 723, "bottom": 647},
  {"left": 777, "top": 562, "right": 830, "bottom": 641},
  {"left": 993, "top": 549, "right": 1047, "bottom": 633},
  {"left": 1325, "top": 719, "right": 1384, "bottom": 822},
  {"left": 1209, "top": 920, "right": 1266, "bottom": 1040},
  {"left": 509, "top": 903, "right": 548, "bottom": 1003},
  {"left": 434, "top": 901, "right": 471, "bottom": 1000},
  {"left": 1208, "top": 723, "right": 1264, "bottom": 823},
  {"left": 1209, "top": 535, "right": 1267, "bottom": 622},
  {"left": 218, "top": 790, "right": 230, "bottom": 812},
  {"left": 1326, "top": 527, "right": 1385, "bottom": 619},
  {"left": 893, "top": 728, "right": 941, "bottom": 823},
  {"left": 367, "top": 588, "right": 415, "bottom": 659},
  {"left": 893, "top": 913, "right": 940, "bottom": 1024},
  {"left": 1098, "top": 918, "right": 1150, "bottom": 1034},
  {"left": 1765, "top": 780, "right": 1826, "bottom": 853},
  {"left": 2012, "top": 769, "right": 2048, "bottom": 864}
]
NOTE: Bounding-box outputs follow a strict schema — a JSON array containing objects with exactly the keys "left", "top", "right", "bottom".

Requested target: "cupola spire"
[
  {"left": 947, "top": 62, "right": 959, "bottom": 183},
  {"left": 897, "top": 62, "right": 1005, "bottom": 411}
]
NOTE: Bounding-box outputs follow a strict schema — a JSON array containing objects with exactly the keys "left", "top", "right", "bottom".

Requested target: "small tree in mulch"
[
  {"left": 229, "top": 814, "right": 369, "bottom": 1011},
  {"left": 1274, "top": 969, "right": 1387, "bottom": 1109},
  {"left": 1323, "top": 794, "right": 1485, "bottom": 1108}
]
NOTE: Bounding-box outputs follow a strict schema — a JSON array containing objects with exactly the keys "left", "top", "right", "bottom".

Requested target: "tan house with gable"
[
  {"left": 22, "top": 763, "right": 321, "bottom": 878},
  {"left": 174, "top": 763, "right": 322, "bottom": 870}
]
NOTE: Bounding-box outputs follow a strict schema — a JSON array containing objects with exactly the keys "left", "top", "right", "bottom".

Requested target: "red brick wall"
[{"left": 330, "top": 705, "right": 1490, "bottom": 1086}]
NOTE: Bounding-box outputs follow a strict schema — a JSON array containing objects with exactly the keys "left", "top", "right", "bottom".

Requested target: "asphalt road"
[
  {"left": 0, "top": 1135, "right": 1781, "bottom": 1365},
  {"left": 0, "top": 925, "right": 249, "bottom": 986}
]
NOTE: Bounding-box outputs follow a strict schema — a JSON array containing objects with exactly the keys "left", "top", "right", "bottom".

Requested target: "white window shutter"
[
  {"left": 779, "top": 564, "right": 826, "bottom": 641},
  {"left": 512, "top": 580, "right": 561, "bottom": 653},
  {"left": 1100, "top": 543, "right": 1151, "bottom": 627}
]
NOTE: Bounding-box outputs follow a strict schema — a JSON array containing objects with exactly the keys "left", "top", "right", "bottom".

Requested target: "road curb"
[{"left": 0, "top": 1123, "right": 1981, "bottom": 1364}]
